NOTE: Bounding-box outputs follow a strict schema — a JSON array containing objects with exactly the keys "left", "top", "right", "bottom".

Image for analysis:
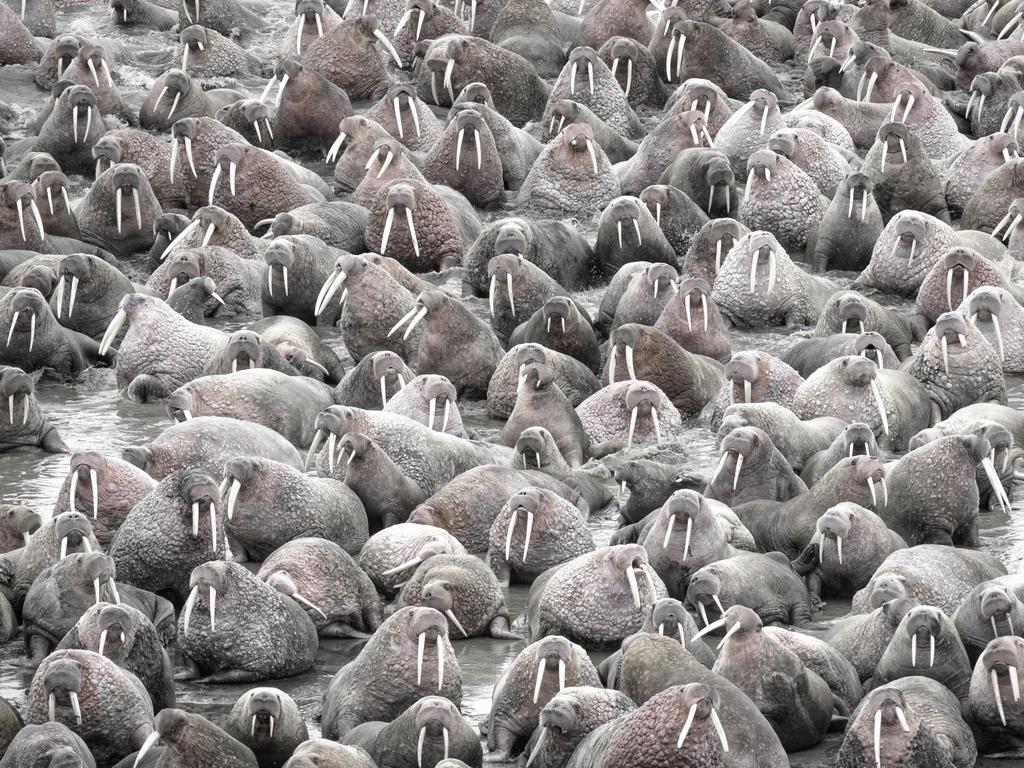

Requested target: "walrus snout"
[
  {"left": 165, "top": 389, "right": 195, "bottom": 423},
  {"left": 842, "top": 422, "right": 876, "bottom": 456},
  {"left": 82, "top": 551, "right": 116, "bottom": 584},
  {"left": 864, "top": 687, "right": 911, "bottom": 729},
  {"left": 42, "top": 658, "right": 84, "bottom": 718},
  {"left": 725, "top": 352, "right": 761, "bottom": 390},
  {"left": 767, "top": 129, "right": 797, "bottom": 159},
  {"left": 817, "top": 502, "right": 856, "bottom": 541},
  {"left": 980, "top": 586, "right": 1015, "bottom": 623},
  {"left": 7, "top": 504, "right": 41, "bottom": 539},
  {"left": 979, "top": 637, "right": 1024, "bottom": 678},
  {"left": 494, "top": 221, "right": 528, "bottom": 256},
  {"left": 0, "top": 367, "right": 34, "bottom": 402},
  {"left": 247, "top": 688, "right": 283, "bottom": 722},
  {"left": 539, "top": 695, "right": 578, "bottom": 734}
]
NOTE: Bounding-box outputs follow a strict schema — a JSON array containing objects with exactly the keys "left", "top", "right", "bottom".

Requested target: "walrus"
[
  {"left": 653, "top": 277, "right": 732, "bottom": 363},
  {"left": 321, "top": 606, "right": 461, "bottom": 738},
  {"left": 701, "top": 605, "right": 832, "bottom": 750},
  {"left": 740, "top": 149, "right": 830, "bottom": 253},
  {"left": 793, "top": 355, "right": 932, "bottom": 451},
  {"left": 815, "top": 290, "right": 921, "bottom": 362},
  {"left": 415, "top": 35, "right": 549, "bottom": 123},
  {"left": 604, "top": 323, "right": 724, "bottom": 415},
  {"left": 597, "top": 36, "right": 669, "bottom": 109},
  {"left": 263, "top": 58, "right": 353, "bottom": 153},
  {"left": 809, "top": 174, "right": 884, "bottom": 272},
  {"left": 542, "top": 47, "right": 643, "bottom": 140},
  {"left": 26, "top": 650, "right": 155, "bottom": 765},
  {"left": 712, "top": 230, "right": 837, "bottom": 328},
  {"left": 516, "top": 123, "right": 621, "bottom": 216},
  {"left": 706, "top": 351, "right": 804, "bottom": 432},
  {"left": 908, "top": 312, "right": 1006, "bottom": 421},
  {"left": 704, "top": 425, "right": 807, "bottom": 508},
  {"left": 852, "top": 545, "right": 1007, "bottom": 616}
]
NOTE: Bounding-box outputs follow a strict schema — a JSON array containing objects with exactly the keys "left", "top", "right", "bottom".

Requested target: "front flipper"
[
  {"left": 489, "top": 615, "right": 522, "bottom": 641},
  {"left": 194, "top": 668, "right": 263, "bottom": 684}
]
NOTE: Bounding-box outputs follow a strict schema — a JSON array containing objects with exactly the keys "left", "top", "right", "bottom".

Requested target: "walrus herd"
[{"left": 3, "top": 0, "right": 1024, "bottom": 764}]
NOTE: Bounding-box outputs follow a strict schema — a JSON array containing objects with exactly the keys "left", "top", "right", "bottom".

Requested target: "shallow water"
[{"left": 2, "top": 3, "right": 1024, "bottom": 767}]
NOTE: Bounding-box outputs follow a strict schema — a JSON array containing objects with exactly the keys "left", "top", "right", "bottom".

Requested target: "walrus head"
[
  {"left": 244, "top": 688, "right": 286, "bottom": 743},
  {"left": 724, "top": 351, "right": 766, "bottom": 404},
  {"left": 264, "top": 570, "right": 328, "bottom": 621},
  {"left": 975, "top": 636, "right": 1024, "bottom": 727},
  {"left": 52, "top": 512, "right": 94, "bottom": 561},
  {"left": 976, "top": 582, "right": 1023, "bottom": 639},
  {"left": 0, "top": 365, "right": 36, "bottom": 429},
  {"left": 966, "top": 286, "right": 1013, "bottom": 360},
  {"left": 92, "top": 602, "right": 139, "bottom": 658},
  {"left": 2, "top": 504, "right": 40, "bottom": 548},
  {"left": 42, "top": 657, "right": 85, "bottom": 726},
  {"left": 514, "top": 426, "right": 557, "bottom": 469},
  {"left": 75, "top": 44, "right": 115, "bottom": 90},
  {"left": 0, "top": 179, "right": 44, "bottom": 245},
  {"left": 813, "top": 502, "right": 865, "bottom": 565}
]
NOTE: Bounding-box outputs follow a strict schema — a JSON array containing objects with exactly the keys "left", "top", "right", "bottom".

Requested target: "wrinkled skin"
[
  {"left": 879, "top": 435, "right": 993, "bottom": 546},
  {"left": 503, "top": 363, "right": 589, "bottom": 466},
  {"left": 686, "top": 552, "right": 820, "bottom": 628},
  {"left": 26, "top": 650, "right": 154, "bottom": 766},
  {"left": 310, "top": 406, "right": 512, "bottom": 496},
  {"left": 734, "top": 455, "right": 887, "bottom": 559},
  {"left": 541, "top": 47, "right": 643, "bottom": 140},
  {"left": 122, "top": 415, "right": 302, "bottom": 480},
  {"left": 358, "top": 523, "right": 468, "bottom": 597},
  {"left": 258, "top": 537, "right": 382, "bottom": 638},
  {"left": 813, "top": 290, "right": 916, "bottom": 360},
  {"left": 739, "top": 149, "right": 830, "bottom": 253},
  {"left": 808, "top": 172, "right": 884, "bottom": 272},
  {"left": 872, "top": 606, "right": 973, "bottom": 701},
  {"left": 712, "top": 231, "right": 836, "bottom": 328},
  {"left": 14, "top": 511, "right": 100, "bottom": 607},
  {"left": 415, "top": 35, "right": 549, "bottom": 125},
  {"left": 604, "top": 324, "right": 724, "bottom": 415},
  {"left": 396, "top": 553, "right": 517, "bottom": 639},
  {"left": 0, "top": 722, "right": 94, "bottom": 768},
  {"left": 707, "top": 351, "right": 805, "bottom": 433},
  {"left": 0, "top": 289, "right": 96, "bottom": 379},
  {"left": 107, "top": 469, "right": 229, "bottom": 603},
  {"left": 952, "top": 574, "right": 1024, "bottom": 664},
  {"left": 126, "top": 708, "right": 259, "bottom": 767},
  {"left": 655, "top": 277, "right": 732, "bottom": 363},
  {"left": 837, "top": 684, "right": 960, "bottom": 768},
  {"left": 487, "top": 487, "right": 595, "bottom": 586},
  {"left": 856, "top": 210, "right": 959, "bottom": 296},
  {"left": 57, "top": 601, "right": 175, "bottom": 712},
  {"left": 410, "top": 464, "right": 587, "bottom": 553},
  {"left": 526, "top": 545, "right": 668, "bottom": 649},
  {"left": 717, "top": 401, "right": 846, "bottom": 471},
  {"left": 576, "top": 380, "right": 683, "bottom": 452},
  {"left": 516, "top": 124, "right": 620, "bottom": 217},
  {"left": 168, "top": 369, "right": 333, "bottom": 449},
  {"left": 23, "top": 551, "right": 175, "bottom": 661},
  {"left": 907, "top": 312, "right": 1006, "bottom": 420},
  {"left": 711, "top": 606, "right": 832, "bottom": 751},
  {"left": 224, "top": 688, "right": 309, "bottom": 768},
  {"left": 177, "top": 561, "right": 318, "bottom": 683},
  {"left": 0, "top": 365, "right": 68, "bottom": 453},
  {"left": 104, "top": 293, "right": 228, "bottom": 403},
  {"left": 485, "top": 636, "right": 600, "bottom": 761},
  {"left": 852, "top": 545, "right": 1007, "bottom": 616},
  {"left": 613, "top": 633, "right": 789, "bottom": 768},
  {"left": 861, "top": 122, "right": 950, "bottom": 223},
  {"left": 487, "top": 344, "right": 600, "bottom": 419},
  {"left": 798, "top": 502, "right": 907, "bottom": 601},
  {"left": 704, "top": 426, "right": 807, "bottom": 508},
  {"left": 968, "top": 635, "right": 1024, "bottom": 753},
  {"left": 344, "top": 696, "right": 481, "bottom": 768},
  {"left": 794, "top": 355, "right": 933, "bottom": 452},
  {"left": 321, "top": 606, "right": 462, "bottom": 739},
  {"left": 222, "top": 456, "right": 367, "bottom": 559}
]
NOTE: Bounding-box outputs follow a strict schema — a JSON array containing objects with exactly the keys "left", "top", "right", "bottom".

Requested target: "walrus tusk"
[
  {"left": 676, "top": 702, "right": 698, "bottom": 749},
  {"left": 183, "top": 585, "right": 199, "bottom": 634},
  {"left": 116, "top": 188, "right": 123, "bottom": 234},
  {"left": 326, "top": 130, "right": 347, "bottom": 163},
  {"left": 625, "top": 565, "right": 641, "bottom": 608},
  {"left": 585, "top": 138, "right": 599, "bottom": 175},
  {"left": 304, "top": 430, "right": 324, "bottom": 470},
  {"left": 445, "top": 609, "right": 468, "bottom": 638},
  {"left": 132, "top": 188, "right": 142, "bottom": 230},
  {"left": 993, "top": 668, "right": 1008, "bottom": 725},
  {"left": 869, "top": 379, "right": 889, "bottom": 435},
  {"left": 443, "top": 57, "right": 455, "bottom": 102},
  {"left": 405, "top": 207, "right": 420, "bottom": 258},
  {"left": 292, "top": 591, "right": 328, "bottom": 619},
  {"left": 226, "top": 478, "right": 241, "bottom": 520},
  {"left": 208, "top": 164, "right": 222, "bottom": 205},
  {"left": 208, "top": 585, "right": 216, "bottom": 632},
  {"left": 864, "top": 71, "right": 877, "bottom": 102},
  {"left": 732, "top": 453, "right": 743, "bottom": 490},
  {"left": 624, "top": 344, "right": 636, "bottom": 379},
  {"left": 98, "top": 308, "right": 128, "bottom": 356},
  {"left": 982, "top": 456, "right": 1011, "bottom": 513}
]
